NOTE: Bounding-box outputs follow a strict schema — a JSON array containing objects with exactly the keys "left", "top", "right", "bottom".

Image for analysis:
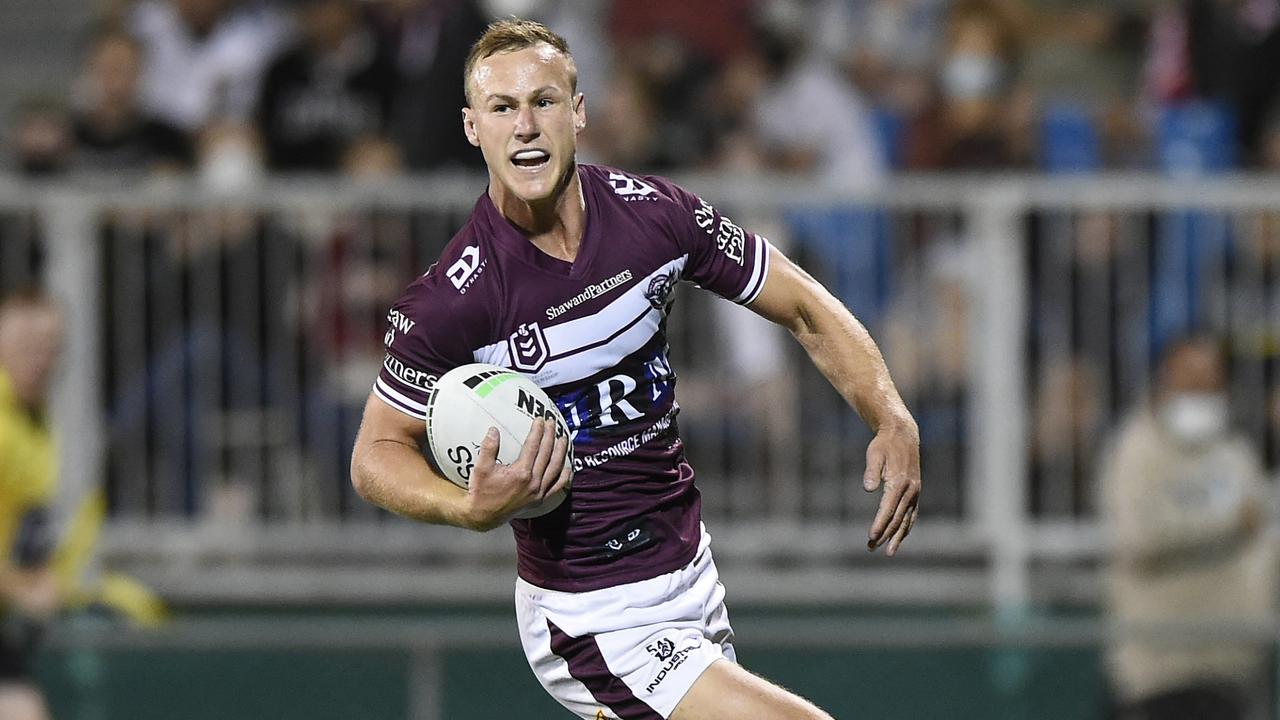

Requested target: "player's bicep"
[
  {"left": 746, "top": 244, "right": 833, "bottom": 334},
  {"left": 353, "top": 392, "right": 427, "bottom": 464}
]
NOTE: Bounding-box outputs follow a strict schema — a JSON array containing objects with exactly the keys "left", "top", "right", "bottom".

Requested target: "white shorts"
[{"left": 515, "top": 526, "right": 736, "bottom": 719}]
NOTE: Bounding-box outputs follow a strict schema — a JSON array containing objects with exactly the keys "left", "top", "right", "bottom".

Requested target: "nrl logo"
[{"left": 509, "top": 322, "right": 550, "bottom": 373}]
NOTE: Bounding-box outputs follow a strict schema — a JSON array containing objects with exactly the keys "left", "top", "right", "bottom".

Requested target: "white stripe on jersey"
[
  {"left": 375, "top": 376, "right": 429, "bottom": 418},
  {"left": 474, "top": 342, "right": 510, "bottom": 367},
  {"left": 531, "top": 303, "right": 663, "bottom": 387},
  {"left": 546, "top": 258, "right": 686, "bottom": 355},
  {"left": 733, "top": 234, "right": 771, "bottom": 305},
  {"left": 473, "top": 259, "right": 688, "bottom": 379}
]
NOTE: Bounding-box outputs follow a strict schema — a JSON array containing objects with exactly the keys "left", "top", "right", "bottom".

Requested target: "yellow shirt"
[{"left": 0, "top": 369, "right": 57, "bottom": 573}]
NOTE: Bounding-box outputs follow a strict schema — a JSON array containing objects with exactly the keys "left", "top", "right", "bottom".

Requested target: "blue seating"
[
  {"left": 1151, "top": 101, "right": 1237, "bottom": 352},
  {"left": 1156, "top": 101, "right": 1237, "bottom": 175},
  {"left": 1040, "top": 103, "right": 1100, "bottom": 174}
]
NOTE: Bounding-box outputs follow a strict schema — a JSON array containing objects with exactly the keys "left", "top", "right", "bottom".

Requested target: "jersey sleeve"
[
  {"left": 373, "top": 276, "right": 489, "bottom": 420},
  {"left": 646, "top": 175, "right": 772, "bottom": 305}
]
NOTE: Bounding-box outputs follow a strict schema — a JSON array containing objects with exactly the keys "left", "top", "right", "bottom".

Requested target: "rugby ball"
[{"left": 425, "top": 363, "right": 572, "bottom": 519}]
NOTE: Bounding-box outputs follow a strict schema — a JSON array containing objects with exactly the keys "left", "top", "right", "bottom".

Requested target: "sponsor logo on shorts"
[
  {"left": 645, "top": 641, "right": 695, "bottom": 693},
  {"left": 646, "top": 638, "right": 675, "bottom": 661}
]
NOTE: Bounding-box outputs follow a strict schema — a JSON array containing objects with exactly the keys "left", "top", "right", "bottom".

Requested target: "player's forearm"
[
  {"left": 350, "top": 439, "right": 476, "bottom": 529},
  {"left": 790, "top": 288, "right": 917, "bottom": 437}
]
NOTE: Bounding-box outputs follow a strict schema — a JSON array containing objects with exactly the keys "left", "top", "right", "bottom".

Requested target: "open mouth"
[{"left": 510, "top": 149, "right": 551, "bottom": 171}]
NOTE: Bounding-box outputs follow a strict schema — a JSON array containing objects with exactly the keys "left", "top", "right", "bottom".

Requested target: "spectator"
[
  {"left": 1030, "top": 353, "right": 1104, "bottom": 515},
  {"left": 884, "top": 239, "right": 972, "bottom": 516},
  {"left": 608, "top": 0, "right": 751, "bottom": 67},
  {"left": 128, "top": 0, "right": 290, "bottom": 132},
  {"left": 0, "top": 286, "right": 65, "bottom": 720},
  {"left": 1143, "top": 0, "right": 1280, "bottom": 166},
  {"left": 819, "top": 0, "right": 944, "bottom": 132},
  {"left": 907, "top": 0, "right": 1029, "bottom": 169},
  {"left": 605, "top": 0, "right": 749, "bottom": 168},
  {"left": 751, "top": 0, "right": 886, "bottom": 186},
  {"left": 70, "top": 25, "right": 193, "bottom": 175},
  {"left": 10, "top": 99, "right": 72, "bottom": 177},
  {"left": 578, "top": 69, "right": 664, "bottom": 170},
  {"left": 377, "top": 0, "right": 488, "bottom": 170},
  {"left": 196, "top": 119, "right": 265, "bottom": 192},
  {"left": 258, "top": 0, "right": 397, "bottom": 172},
  {"left": 1260, "top": 101, "right": 1280, "bottom": 169},
  {"left": 527, "top": 0, "right": 610, "bottom": 99},
  {"left": 700, "top": 51, "right": 770, "bottom": 174},
  {"left": 1101, "top": 335, "right": 1274, "bottom": 720}
]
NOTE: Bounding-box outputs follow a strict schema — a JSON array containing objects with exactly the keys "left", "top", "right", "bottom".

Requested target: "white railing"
[{"left": 2, "top": 173, "right": 1277, "bottom": 610}]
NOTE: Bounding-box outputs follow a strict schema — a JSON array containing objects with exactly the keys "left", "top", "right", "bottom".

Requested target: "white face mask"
[
  {"left": 1159, "top": 392, "right": 1229, "bottom": 445},
  {"left": 941, "top": 53, "right": 1003, "bottom": 100},
  {"left": 200, "top": 140, "right": 263, "bottom": 193}
]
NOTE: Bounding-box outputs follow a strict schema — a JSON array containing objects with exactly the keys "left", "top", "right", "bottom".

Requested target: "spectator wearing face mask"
[
  {"left": 907, "top": 0, "right": 1030, "bottom": 170},
  {"left": 1099, "top": 334, "right": 1274, "bottom": 720}
]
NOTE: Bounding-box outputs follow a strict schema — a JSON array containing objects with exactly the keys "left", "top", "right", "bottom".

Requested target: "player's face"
[{"left": 464, "top": 45, "right": 585, "bottom": 206}]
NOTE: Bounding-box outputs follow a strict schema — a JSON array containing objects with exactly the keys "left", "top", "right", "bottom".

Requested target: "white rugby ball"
[{"left": 425, "top": 363, "right": 572, "bottom": 519}]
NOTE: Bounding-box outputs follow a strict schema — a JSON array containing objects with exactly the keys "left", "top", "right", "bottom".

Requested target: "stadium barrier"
[
  {"left": 0, "top": 174, "right": 1276, "bottom": 613},
  {"left": 37, "top": 613, "right": 1280, "bottom": 719}
]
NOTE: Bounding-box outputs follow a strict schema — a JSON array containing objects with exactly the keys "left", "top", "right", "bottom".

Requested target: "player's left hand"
[{"left": 863, "top": 422, "right": 921, "bottom": 557}]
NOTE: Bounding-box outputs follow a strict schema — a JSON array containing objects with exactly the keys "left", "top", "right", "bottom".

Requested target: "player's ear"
[
  {"left": 462, "top": 107, "right": 480, "bottom": 147},
  {"left": 573, "top": 93, "right": 586, "bottom": 134}
]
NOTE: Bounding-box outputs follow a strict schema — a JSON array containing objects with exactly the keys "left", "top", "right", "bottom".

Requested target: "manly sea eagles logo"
[
  {"left": 645, "top": 270, "right": 678, "bottom": 310},
  {"left": 509, "top": 322, "right": 550, "bottom": 372},
  {"left": 645, "top": 638, "right": 675, "bottom": 661}
]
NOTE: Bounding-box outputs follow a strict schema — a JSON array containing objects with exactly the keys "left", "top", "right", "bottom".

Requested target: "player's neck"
[{"left": 491, "top": 167, "right": 586, "bottom": 263}]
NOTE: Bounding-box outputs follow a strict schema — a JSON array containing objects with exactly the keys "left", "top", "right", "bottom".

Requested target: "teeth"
[{"left": 513, "top": 150, "right": 549, "bottom": 161}]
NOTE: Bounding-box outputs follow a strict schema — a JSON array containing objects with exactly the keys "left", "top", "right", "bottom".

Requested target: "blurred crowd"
[
  {"left": 1, "top": 0, "right": 1278, "bottom": 522},
  {"left": 0, "top": 4, "right": 1278, "bottom": 715},
  {"left": 11, "top": 0, "right": 1280, "bottom": 182}
]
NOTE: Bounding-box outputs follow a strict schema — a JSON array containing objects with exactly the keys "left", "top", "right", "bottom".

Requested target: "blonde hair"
[{"left": 464, "top": 18, "right": 576, "bottom": 105}]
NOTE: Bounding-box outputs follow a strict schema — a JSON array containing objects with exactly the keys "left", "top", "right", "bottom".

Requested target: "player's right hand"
[{"left": 462, "top": 419, "right": 570, "bottom": 532}]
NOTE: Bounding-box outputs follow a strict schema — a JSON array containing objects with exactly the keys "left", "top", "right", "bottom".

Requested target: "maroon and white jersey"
[{"left": 374, "top": 164, "right": 771, "bottom": 592}]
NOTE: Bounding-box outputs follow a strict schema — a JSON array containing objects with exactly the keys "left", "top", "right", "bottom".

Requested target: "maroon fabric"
[
  {"left": 547, "top": 619, "right": 664, "bottom": 720},
  {"left": 375, "top": 164, "right": 766, "bottom": 592}
]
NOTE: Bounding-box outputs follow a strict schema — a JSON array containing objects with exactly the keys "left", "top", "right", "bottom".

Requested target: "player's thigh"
[
  {"left": 670, "top": 658, "right": 833, "bottom": 720},
  {"left": 0, "top": 683, "right": 51, "bottom": 720}
]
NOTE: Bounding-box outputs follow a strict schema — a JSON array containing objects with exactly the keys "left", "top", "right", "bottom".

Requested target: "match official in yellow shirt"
[{"left": 0, "top": 285, "right": 63, "bottom": 720}]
